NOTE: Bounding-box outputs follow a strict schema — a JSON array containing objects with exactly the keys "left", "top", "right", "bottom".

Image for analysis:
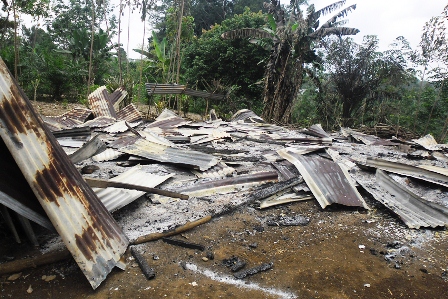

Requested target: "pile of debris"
[{"left": 1, "top": 59, "right": 447, "bottom": 289}]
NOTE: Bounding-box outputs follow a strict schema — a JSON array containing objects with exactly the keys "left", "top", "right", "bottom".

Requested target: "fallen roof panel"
[
  {"left": 278, "top": 148, "right": 368, "bottom": 209},
  {"left": 116, "top": 104, "right": 142, "bottom": 123},
  {"left": 364, "top": 158, "right": 448, "bottom": 188},
  {"left": 360, "top": 170, "right": 448, "bottom": 228},
  {"left": 0, "top": 59, "right": 128, "bottom": 289},
  {"left": 88, "top": 86, "right": 117, "bottom": 118},
  {"left": 93, "top": 165, "right": 174, "bottom": 212},
  {"left": 110, "top": 136, "right": 219, "bottom": 171}
]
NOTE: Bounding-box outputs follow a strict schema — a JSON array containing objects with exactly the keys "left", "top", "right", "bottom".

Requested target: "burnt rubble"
[{"left": 1, "top": 80, "right": 448, "bottom": 289}]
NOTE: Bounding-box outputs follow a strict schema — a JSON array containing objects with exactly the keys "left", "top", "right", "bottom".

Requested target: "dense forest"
[{"left": 1, "top": 0, "right": 448, "bottom": 141}]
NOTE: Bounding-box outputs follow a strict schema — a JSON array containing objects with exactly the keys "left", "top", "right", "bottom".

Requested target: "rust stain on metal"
[{"left": 0, "top": 59, "right": 128, "bottom": 289}]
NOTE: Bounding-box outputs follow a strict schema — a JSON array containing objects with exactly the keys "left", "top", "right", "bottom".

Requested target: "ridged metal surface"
[
  {"left": 303, "top": 124, "right": 330, "bottom": 138},
  {"left": 79, "top": 116, "right": 116, "bottom": 128},
  {"left": 231, "top": 109, "right": 264, "bottom": 123},
  {"left": 278, "top": 149, "right": 368, "bottom": 209},
  {"left": 110, "top": 136, "right": 219, "bottom": 171},
  {"left": 192, "top": 162, "right": 236, "bottom": 179},
  {"left": 359, "top": 170, "right": 448, "bottom": 228},
  {"left": 364, "top": 158, "right": 448, "bottom": 188},
  {"left": 102, "top": 120, "right": 141, "bottom": 134},
  {"left": 116, "top": 104, "right": 142, "bottom": 123},
  {"left": 111, "top": 87, "right": 128, "bottom": 111},
  {"left": 42, "top": 107, "right": 92, "bottom": 131},
  {"left": 146, "top": 109, "right": 191, "bottom": 129},
  {"left": 93, "top": 165, "right": 174, "bottom": 212},
  {"left": 88, "top": 86, "right": 117, "bottom": 118},
  {"left": 91, "top": 148, "right": 125, "bottom": 162},
  {"left": 0, "top": 59, "right": 128, "bottom": 289},
  {"left": 146, "top": 83, "right": 225, "bottom": 100}
]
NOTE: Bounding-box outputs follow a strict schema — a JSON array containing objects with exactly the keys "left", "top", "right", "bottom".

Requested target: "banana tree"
[{"left": 222, "top": 0, "right": 359, "bottom": 123}]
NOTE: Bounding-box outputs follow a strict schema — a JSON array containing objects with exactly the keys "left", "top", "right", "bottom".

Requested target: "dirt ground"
[{"left": 0, "top": 101, "right": 447, "bottom": 299}]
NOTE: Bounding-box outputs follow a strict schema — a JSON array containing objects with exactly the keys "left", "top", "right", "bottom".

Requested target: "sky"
[
  {"left": 116, "top": 0, "right": 446, "bottom": 59},
  {"left": 17, "top": 1, "right": 447, "bottom": 59}
]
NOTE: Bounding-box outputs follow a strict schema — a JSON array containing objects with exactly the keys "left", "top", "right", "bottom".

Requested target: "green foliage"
[{"left": 183, "top": 8, "right": 269, "bottom": 115}]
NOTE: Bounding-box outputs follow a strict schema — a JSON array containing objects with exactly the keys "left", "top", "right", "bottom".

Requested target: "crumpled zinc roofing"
[
  {"left": 278, "top": 148, "right": 369, "bottom": 209},
  {"left": 0, "top": 59, "right": 128, "bottom": 289}
]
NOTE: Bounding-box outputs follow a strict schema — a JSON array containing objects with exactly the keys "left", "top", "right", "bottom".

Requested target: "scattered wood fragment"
[
  {"left": 0, "top": 249, "right": 71, "bottom": 276},
  {"left": 132, "top": 216, "right": 212, "bottom": 245},
  {"left": 162, "top": 237, "right": 205, "bottom": 251},
  {"left": 130, "top": 246, "right": 155, "bottom": 280},
  {"left": 84, "top": 177, "right": 189, "bottom": 200}
]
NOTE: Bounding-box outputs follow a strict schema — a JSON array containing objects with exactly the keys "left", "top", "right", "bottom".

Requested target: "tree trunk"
[{"left": 261, "top": 41, "right": 302, "bottom": 124}]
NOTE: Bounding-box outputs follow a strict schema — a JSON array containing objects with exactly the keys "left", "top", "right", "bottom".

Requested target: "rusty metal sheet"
[
  {"left": 278, "top": 149, "right": 368, "bottom": 209},
  {"left": 88, "top": 86, "right": 117, "bottom": 118},
  {"left": 364, "top": 158, "right": 448, "bottom": 188},
  {"left": 110, "top": 136, "right": 219, "bottom": 171},
  {"left": 42, "top": 107, "right": 92, "bottom": 131},
  {"left": 359, "top": 170, "right": 448, "bottom": 229},
  {"left": 111, "top": 87, "right": 128, "bottom": 111},
  {"left": 0, "top": 59, "right": 128, "bottom": 289},
  {"left": 116, "top": 104, "right": 142, "bottom": 123}
]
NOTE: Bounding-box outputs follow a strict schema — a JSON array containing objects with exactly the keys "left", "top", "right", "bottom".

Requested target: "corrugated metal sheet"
[
  {"left": 364, "top": 158, "right": 448, "bottom": 188},
  {"left": 116, "top": 103, "right": 142, "bottom": 123},
  {"left": 42, "top": 107, "right": 92, "bottom": 131},
  {"left": 91, "top": 148, "right": 125, "bottom": 162},
  {"left": 302, "top": 124, "right": 330, "bottom": 138},
  {"left": 192, "top": 162, "right": 236, "bottom": 179},
  {"left": 412, "top": 134, "right": 447, "bottom": 151},
  {"left": 278, "top": 149, "right": 368, "bottom": 209},
  {"left": 102, "top": 120, "right": 141, "bottom": 134},
  {"left": 93, "top": 165, "right": 174, "bottom": 212},
  {"left": 145, "top": 83, "right": 225, "bottom": 100},
  {"left": 231, "top": 109, "right": 264, "bottom": 123},
  {"left": 79, "top": 116, "right": 116, "bottom": 128},
  {"left": 153, "top": 171, "right": 278, "bottom": 203},
  {"left": 110, "top": 136, "right": 219, "bottom": 171},
  {"left": 69, "top": 135, "right": 106, "bottom": 164},
  {"left": 146, "top": 109, "right": 191, "bottom": 129},
  {"left": 88, "top": 86, "right": 117, "bottom": 118},
  {"left": 111, "top": 87, "right": 128, "bottom": 111},
  {"left": 0, "top": 59, "right": 128, "bottom": 289},
  {"left": 360, "top": 170, "right": 448, "bottom": 228}
]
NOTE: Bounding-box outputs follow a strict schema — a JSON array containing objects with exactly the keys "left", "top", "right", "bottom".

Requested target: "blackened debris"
[
  {"left": 223, "top": 256, "right": 247, "bottom": 272},
  {"left": 130, "top": 246, "right": 155, "bottom": 280},
  {"left": 233, "top": 262, "right": 273, "bottom": 279},
  {"left": 162, "top": 237, "right": 205, "bottom": 251}
]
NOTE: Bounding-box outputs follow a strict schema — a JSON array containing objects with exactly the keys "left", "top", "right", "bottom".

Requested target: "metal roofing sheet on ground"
[
  {"left": 110, "top": 135, "right": 219, "bottom": 171},
  {"left": 278, "top": 149, "right": 368, "bottom": 209},
  {"left": 364, "top": 158, "right": 448, "bottom": 188},
  {"left": 0, "top": 59, "right": 128, "bottom": 289},
  {"left": 93, "top": 165, "right": 174, "bottom": 212},
  {"left": 359, "top": 170, "right": 448, "bottom": 229},
  {"left": 116, "top": 103, "right": 142, "bottom": 123}
]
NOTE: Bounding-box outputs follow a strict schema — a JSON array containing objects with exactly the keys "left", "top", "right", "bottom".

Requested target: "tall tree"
[
  {"left": 222, "top": 0, "right": 359, "bottom": 123},
  {"left": 319, "top": 35, "right": 408, "bottom": 127}
]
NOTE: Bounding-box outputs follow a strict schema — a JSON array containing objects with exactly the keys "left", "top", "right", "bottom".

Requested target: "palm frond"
[
  {"left": 221, "top": 28, "right": 274, "bottom": 40},
  {"left": 309, "top": 27, "right": 359, "bottom": 39},
  {"left": 320, "top": 4, "right": 357, "bottom": 29},
  {"left": 312, "top": 0, "right": 346, "bottom": 20}
]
